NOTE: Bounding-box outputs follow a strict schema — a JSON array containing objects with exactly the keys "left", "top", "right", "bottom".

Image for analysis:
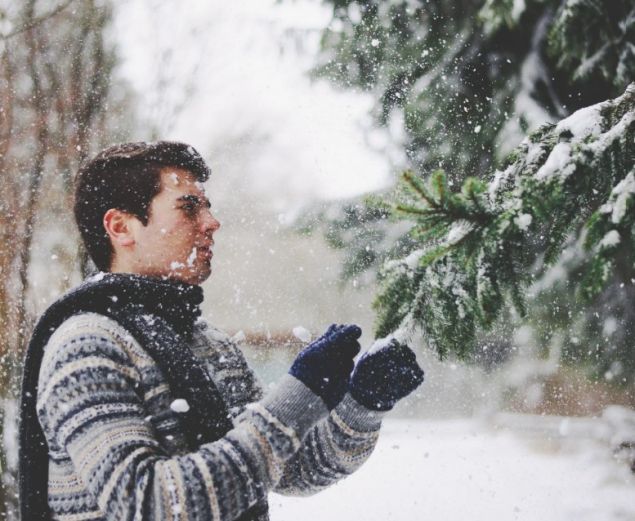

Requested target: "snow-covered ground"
[{"left": 270, "top": 418, "right": 635, "bottom": 521}]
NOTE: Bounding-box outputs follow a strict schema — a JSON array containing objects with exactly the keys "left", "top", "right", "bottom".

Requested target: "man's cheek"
[{"left": 162, "top": 226, "right": 180, "bottom": 239}]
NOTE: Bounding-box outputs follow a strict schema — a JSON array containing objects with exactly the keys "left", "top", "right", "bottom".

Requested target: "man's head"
[{"left": 74, "top": 141, "right": 220, "bottom": 285}]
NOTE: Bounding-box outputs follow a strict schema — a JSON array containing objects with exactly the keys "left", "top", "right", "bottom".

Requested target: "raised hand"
[
  {"left": 289, "top": 324, "right": 362, "bottom": 409},
  {"left": 349, "top": 338, "right": 424, "bottom": 411}
]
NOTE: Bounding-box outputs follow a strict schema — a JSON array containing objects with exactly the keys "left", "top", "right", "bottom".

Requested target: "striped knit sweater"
[{"left": 36, "top": 312, "right": 385, "bottom": 520}]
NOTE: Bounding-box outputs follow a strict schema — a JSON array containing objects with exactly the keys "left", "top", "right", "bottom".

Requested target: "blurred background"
[{"left": 0, "top": 0, "right": 633, "bottom": 519}]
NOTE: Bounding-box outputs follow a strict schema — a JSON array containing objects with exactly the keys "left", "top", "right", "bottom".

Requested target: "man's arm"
[
  {"left": 273, "top": 393, "right": 385, "bottom": 496},
  {"left": 197, "top": 325, "right": 384, "bottom": 496},
  {"left": 36, "top": 315, "right": 352, "bottom": 521}
]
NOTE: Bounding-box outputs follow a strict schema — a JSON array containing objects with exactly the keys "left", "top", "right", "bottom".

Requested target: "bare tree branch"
[
  {"left": 0, "top": 0, "right": 77, "bottom": 40},
  {"left": 14, "top": 0, "right": 51, "bottom": 357}
]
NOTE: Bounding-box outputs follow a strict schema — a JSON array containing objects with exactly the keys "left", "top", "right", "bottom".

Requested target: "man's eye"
[{"left": 180, "top": 204, "right": 197, "bottom": 213}]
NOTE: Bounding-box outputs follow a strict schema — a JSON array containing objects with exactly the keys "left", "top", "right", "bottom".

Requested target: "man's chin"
[
  {"left": 162, "top": 266, "right": 211, "bottom": 286},
  {"left": 188, "top": 265, "right": 213, "bottom": 285},
  {"left": 194, "top": 269, "right": 212, "bottom": 285}
]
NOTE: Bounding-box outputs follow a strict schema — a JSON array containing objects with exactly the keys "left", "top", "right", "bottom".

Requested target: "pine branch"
[
  {"left": 401, "top": 170, "right": 439, "bottom": 208},
  {"left": 375, "top": 83, "right": 634, "bottom": 360}
]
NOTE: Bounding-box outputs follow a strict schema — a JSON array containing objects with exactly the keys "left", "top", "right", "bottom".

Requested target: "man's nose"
[{"left": 201, "top": 210, "right": 220, "bottom": 234}]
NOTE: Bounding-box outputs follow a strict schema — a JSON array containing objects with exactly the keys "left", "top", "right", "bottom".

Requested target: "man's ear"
[{"left": 103, "top": 208, "right": 136, "bottom": 247}]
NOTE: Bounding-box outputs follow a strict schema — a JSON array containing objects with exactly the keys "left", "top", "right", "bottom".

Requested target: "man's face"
[{"left": 129, "top": 167, "right": 220, "bottom": 285}]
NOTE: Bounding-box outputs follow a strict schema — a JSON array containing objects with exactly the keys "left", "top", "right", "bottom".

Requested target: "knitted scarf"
[{"left": 19, "top": 273, "right": 253, "bottom": 520}]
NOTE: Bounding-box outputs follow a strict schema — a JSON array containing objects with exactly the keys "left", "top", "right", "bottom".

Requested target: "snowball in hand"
[
  {"left": 367, "top": 335, "right": 397, "bottom": 354},
  {"left": 292, "top": 326, "right": 312, "bottom": 343}
]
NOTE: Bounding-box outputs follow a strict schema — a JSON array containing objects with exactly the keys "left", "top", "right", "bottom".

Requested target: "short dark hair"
[{"left": 74, "top": 141, "right": 211, "bottom": 271}]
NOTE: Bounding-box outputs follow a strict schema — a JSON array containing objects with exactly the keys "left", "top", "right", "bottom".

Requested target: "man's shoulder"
[
  {"left": 49, "top": 312, "right": 134, "bottom": 345},
  {"left": 42, "top": 312, "right": 150, "bottom": 370}
]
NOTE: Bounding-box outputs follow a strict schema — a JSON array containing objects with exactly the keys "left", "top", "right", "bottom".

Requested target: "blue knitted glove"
[
  {"left": 349, "top": 338, "right": 424, "bottom": 411},
  {"left": 289, "top": 324, "right": 362, "bottom": 410}
]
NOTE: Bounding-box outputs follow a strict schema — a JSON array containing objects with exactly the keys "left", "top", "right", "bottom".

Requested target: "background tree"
[
  {"left": 317, "top": 0, "right": 632, "bottom": 178},
  {"left": 0, "top": 1, "right": 134, "bottom": 516},
  {"left": 379, "top": 86, "right": 633, "bottom": 366},
  {"left": 311, "top": 0, "right": 634, "bottom": 284}
]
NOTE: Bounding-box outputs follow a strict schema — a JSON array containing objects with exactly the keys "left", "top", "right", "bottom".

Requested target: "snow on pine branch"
[{"left": 374, "top": 83, "right": 634, "bottom": 358}]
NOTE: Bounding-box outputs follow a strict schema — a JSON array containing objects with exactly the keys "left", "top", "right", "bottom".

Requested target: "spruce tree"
[
  {"left": 311, "top": 0, "right": 635, "bottom": 384},
  {"left": 317, "top": 0, "right": 633, "bottom": 179},
  {"left": 377, "top": 85, "right": 634, "bottom": 379},
  {"left": 314, "top": 0, "right": 634, "bottom": 276}
]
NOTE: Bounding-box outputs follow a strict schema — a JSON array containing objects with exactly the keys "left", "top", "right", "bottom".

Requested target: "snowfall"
[{"left": 270, "top": 416, "right": 635, "bottom": 521}]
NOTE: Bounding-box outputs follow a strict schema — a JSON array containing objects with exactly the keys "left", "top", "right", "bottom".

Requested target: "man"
[{"left": 19, "top": 141, "right": 424, "bottom": 520}]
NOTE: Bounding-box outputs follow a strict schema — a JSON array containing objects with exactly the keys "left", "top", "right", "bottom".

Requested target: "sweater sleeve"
[
  {"left": 36, "top": 315, "right": 328, "bottom": 521},
  {"left": 201, "top": 328, "right": 386, "bottom": 497},
  {"left": 273, "top": 393, "right": 386, "bottom": 496}
]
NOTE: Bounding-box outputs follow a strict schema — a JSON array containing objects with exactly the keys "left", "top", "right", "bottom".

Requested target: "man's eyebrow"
[{"left": 177, "top": 194, "right": 212, "bottom": 207}]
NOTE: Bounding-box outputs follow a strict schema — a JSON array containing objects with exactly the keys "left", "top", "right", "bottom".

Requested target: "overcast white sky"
[{"left": 113, "top": 0, "right": 401, "bottom": 214}]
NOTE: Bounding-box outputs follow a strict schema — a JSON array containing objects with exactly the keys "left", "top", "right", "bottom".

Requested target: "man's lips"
[{"left": 197, "top": 245, "right": 213, "bottom": 259}]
